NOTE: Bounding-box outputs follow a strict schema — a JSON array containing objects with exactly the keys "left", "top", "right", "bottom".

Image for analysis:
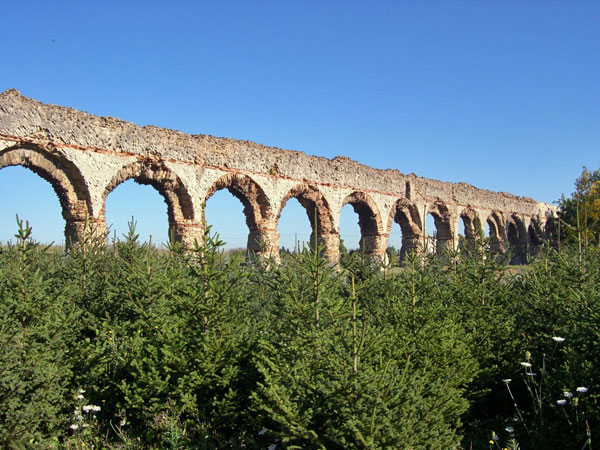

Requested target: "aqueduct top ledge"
[{"left": 0, "top": 89, "right": 554, "bottom": 220}]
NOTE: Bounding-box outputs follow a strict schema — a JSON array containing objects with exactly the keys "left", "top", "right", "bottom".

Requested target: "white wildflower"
[
  {"left": 119, "top": 418, "right": 127, "bottom": 427},
  {"left": 505, "top": 426, "right": 514, "bottom": 433},
  {"left": 552, "top": 336, "right": 565, "bottom": 342},
  {"left": 76, "top": 394, "right": 84, "bottom": 400},
  {"left": 268, "top": 445, "right": 277, "bottom": 450},
  {"left": 564, "top": 391, "right": 573, "bottom": 398},
  {"left": 258, "top": 428, "right": 268, "bottom": 436},
  {"left": 70, "top": 424, "right": 79, "bottom": 430},
  {"left": 79, "top": 389, "right": 85, "bottom": 394},
  {"left": 520, "top": 362, "right": 532, "bottom": 368},
  {"left": 82, "top": 404, "right": 101, "bottom": 413},
  {"left": 502, "top": 378, "right": 512, "bottom": 384},
  {"left": 557, "top": 399, "right": 567, "bottom": 405},
  {"left": 527, "top": 373, "right": 537, "bottom": 376},
  {"left": 576, "top": 387, "right": 588, "bottom": 393},
  {"left": 82, "top": 424, "right": 89, "bottom": 428}
]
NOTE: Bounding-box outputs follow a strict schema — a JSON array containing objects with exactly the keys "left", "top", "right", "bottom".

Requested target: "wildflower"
[
  {"left": 505, "top": 426, "right": 514, "bottom": 433},
  {"left": 526, "top": 373, "right": 537, "bottom": 376},
  {"left": 557, "top": 399, "right": 567, "bottom": 405},
  {"left": 520, "top": 362, "right": 532, "bottom": 368},
  {"left": 564, "top": 391, "right": 573, "bottom": 399},
  {"left": 76, "top": 394, "right": 84, "bottom": 400},
  {"left": 258, "top": 428, "right": 268, "bottom": 436},
  {"left": 70, "top": 424, "right": 79, "bottom": 430},
  {"left": 82, "top": 405, "right": 100, "bottom": 413},
  {"left": 576, "top": 387, "right": 588, "bottom": 393},
  {"left": 79, "top": 389, "right": 85, "bottom": 394},
  {"left": 119, "top": 418, "right": 126, "bottom": 427},
  {"left": 502, "top": 378, "right": 512, "bottom": 384},
  {"left": 82, "top": 424, "right": 89, "bottom": 428},
  {"left": 552, "top": 336, "right": 565, "bottom": 342},
  {"left": 268, "top": 445, "right": 277, "bottom": 450}
]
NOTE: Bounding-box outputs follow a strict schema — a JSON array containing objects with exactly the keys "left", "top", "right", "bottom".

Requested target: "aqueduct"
[{"left": 0, "top": 89, "right": 556, "bottom": 263}]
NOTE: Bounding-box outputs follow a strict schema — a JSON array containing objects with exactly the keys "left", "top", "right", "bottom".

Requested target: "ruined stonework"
[{"left": 0, "top": 89, "right": 557, "bottom": 263}]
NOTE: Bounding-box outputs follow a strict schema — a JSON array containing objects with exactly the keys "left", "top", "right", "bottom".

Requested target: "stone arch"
[
  {"left": 458, "top": 207, "right": 484, "bottom": 254},
  {"left": 485, "top": 211, "right": 506, "bottom": 255},
  {"left": 506, "top": 214, "right": 528, "bottom": 264},
  {"left": 277, "top": 183, "right": 336, "bottom": 260},
  {"left": 459, "top": 207, "right": 483, "bottom": 239},
  {"left": 102, "top": 159, "right": 195, "bottom": 242},
  {"left": 205, "top": 173, "right": 273, "bottom": 252},
  {"left": 0, "top": 144, "right": 93, "bottom": 246},
  {"left": 340, "top": 191, "right": 384, "bottom": 254},
  {"left": 387, "top": 198, "right": 422, "bottom": 261},
  {"left": 426, "top": 201, "right": 454, "bottom": 253},
  {"left": 528, "top": 218, "right": 543, "bottom": 257}
]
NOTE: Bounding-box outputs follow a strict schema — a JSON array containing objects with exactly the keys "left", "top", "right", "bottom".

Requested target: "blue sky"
[{"left": 1, "top": 1, "right": 598, "bottom": 249}]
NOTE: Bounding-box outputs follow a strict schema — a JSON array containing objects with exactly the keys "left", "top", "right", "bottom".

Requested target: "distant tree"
[{"left": 558, "top": 166, "right": 600, "bottom": 244}]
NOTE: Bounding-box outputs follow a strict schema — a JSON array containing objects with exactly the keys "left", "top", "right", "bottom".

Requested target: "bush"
[{"left": 0, "top": 221, "right": 599, "bottom": 449}]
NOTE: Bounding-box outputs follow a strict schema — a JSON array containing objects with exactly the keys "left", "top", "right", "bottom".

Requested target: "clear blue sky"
[{"left": 1, "top": 1, "right": 598, "bottom": 249}]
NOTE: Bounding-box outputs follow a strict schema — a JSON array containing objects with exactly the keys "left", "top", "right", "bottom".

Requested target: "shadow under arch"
[
  {"left": 0, "top": 144, "right": 93, "bottom": 245},
  {"left": 277, "top": 183, "right": 335, "bottom": 252},
  {"left": 102, "top": 160, "right": 195, "bottom": 240},
  {"left": 340, "top": 191, "right": 384, "bottom": 253},
  {"left": 528, "top": 218, "right": 544, "bottom": 257},
  {"left": 485, "top": 211, "right": 506, "bottom": 256},
  {"left": 387, "top": 198, "right": 422, "bottom": 261},
  {"left": 506, "top": 214, "right": 527, "bottom": 264},
  {"left": 205, "top": 173, "right": 272, "bottom": 251}
]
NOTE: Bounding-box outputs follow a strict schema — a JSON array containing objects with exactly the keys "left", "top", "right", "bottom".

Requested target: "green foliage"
[
  {"left": 1, "top": 219, "right": 599, "bottom": 449},
  {"left": 0, "top": 218, "right": 80, "bottom": 448},
  {"left": 558, "top": 165, "right": 600, "bottom": 244}
]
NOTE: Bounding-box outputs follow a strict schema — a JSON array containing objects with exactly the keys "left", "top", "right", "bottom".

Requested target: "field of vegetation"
[{"left": 1, "top": 168, "right": 599, "bottom": 449}]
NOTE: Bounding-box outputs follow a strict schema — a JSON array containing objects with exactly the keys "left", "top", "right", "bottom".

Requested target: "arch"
[
  {"left": 387, "top": 198, "right": 422, "bottom": 261},
  {"left": 426, "top": 201, "right": 454, "bottom": 253},
  {"left": 277, "top": 183, "right": 335, "bottom": 256},
  {"left": 459, "top": 207, "right": 483, "bottom": 240},
  {"left": 485, "top": 211, "right": 506, "bottom": 256},
  {"left": 506, "top": 214, "right": 527, "bottom": 264},
  {"left": 102, "top": 160, "right": 195, "bottom": 238},
  {"left": 0, "top": 145, "right": 93, "bottom": 246},
  {"left": 528, "top": 218, "right": 543, "bottom": 257},
  {"left": 340, "top": 191, "right": 384, "bottom": 254},
  {"left": 205, "top": 173, "right": 272, "bottom": 251},
  {"left": 458, "top": 207, "right": 484, "bottom": 254},
  {"left": 0, "top": 145, "right": 91, "bottom": 218}
]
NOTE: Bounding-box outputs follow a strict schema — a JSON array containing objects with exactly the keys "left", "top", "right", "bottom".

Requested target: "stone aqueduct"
[{"left": 0, "top": 89, "right": 556, "bottom": 263}]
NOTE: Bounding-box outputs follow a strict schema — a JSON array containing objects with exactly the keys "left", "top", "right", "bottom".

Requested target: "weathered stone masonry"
[{"left": 0, "top": 89, "right": 557, "bottom": 263}]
